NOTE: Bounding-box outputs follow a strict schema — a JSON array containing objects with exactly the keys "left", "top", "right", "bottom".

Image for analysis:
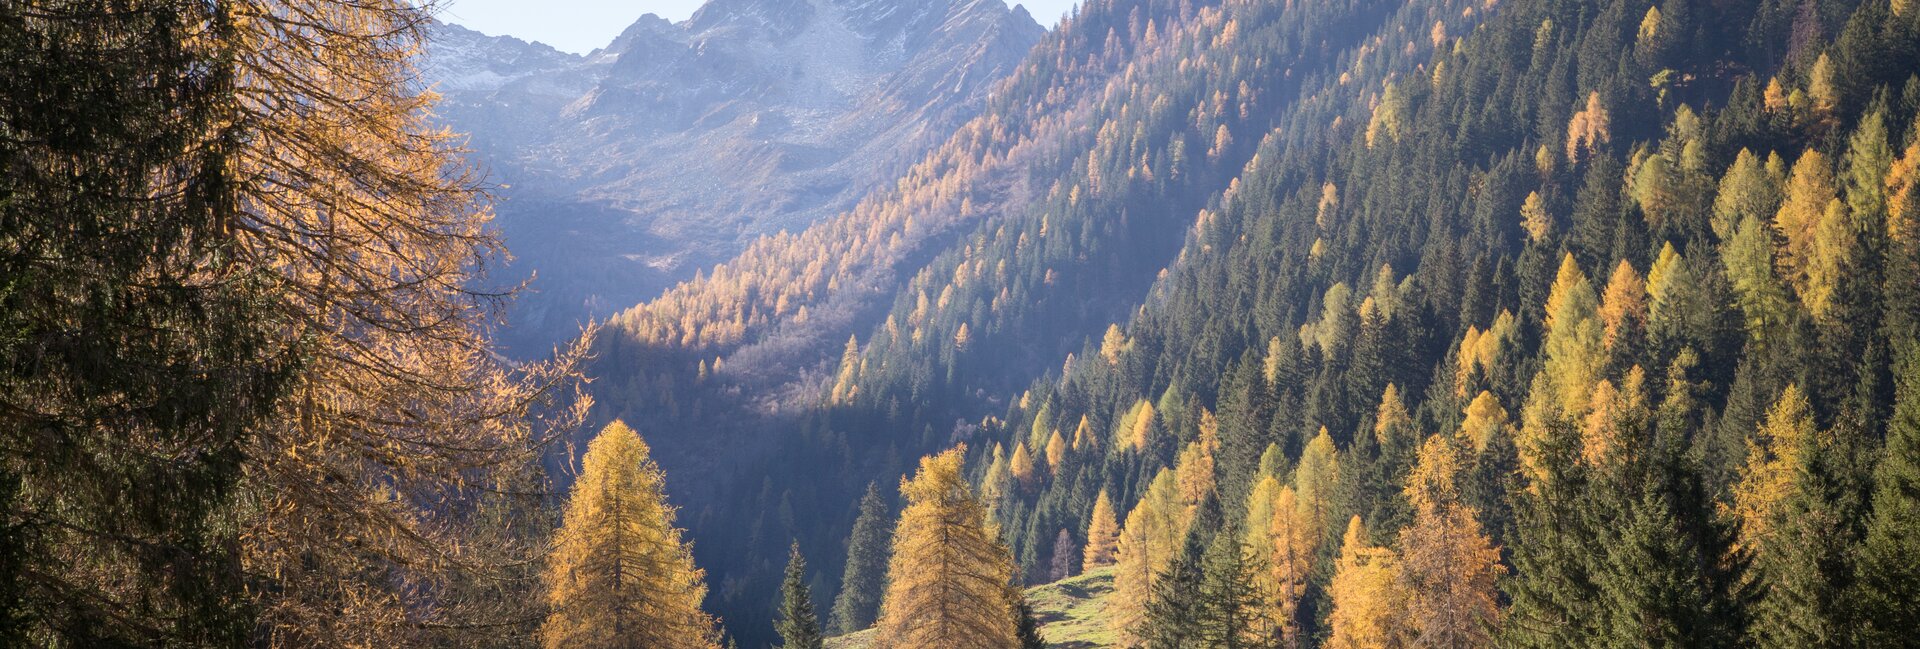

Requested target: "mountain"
[
  {"left": 587, "top": 0, "right": 1484, "bottom": 640},
  {"left": 580, "top": 0, "right": 1920, "bottom": 644},
  {"left": 421, "top": 0, "right": 1044, "bottom": 352}
]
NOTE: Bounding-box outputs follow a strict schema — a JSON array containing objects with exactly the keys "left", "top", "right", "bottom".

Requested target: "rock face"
[{"left": 422, "top": 0, "right": 1043, "bottom": 353}]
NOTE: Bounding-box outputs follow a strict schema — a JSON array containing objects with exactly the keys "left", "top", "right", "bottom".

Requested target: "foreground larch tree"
[
  {"left": 871, "top": 446, "right": 1019, "bottom": 649},
  {"left": 541, "top": 421, "right": 720, "bottom": 649},
  {"left": 226, "top": 0, "right": 592, "bottom": 641},
  {"left": 831, "top": 483, "right": 893, "bottom": 633},
  {"left": 3, "top": 0, "right": 588, "bottom": 644},
  {"left": 777, "top": 543, "right": 824, "bottom": 649}
]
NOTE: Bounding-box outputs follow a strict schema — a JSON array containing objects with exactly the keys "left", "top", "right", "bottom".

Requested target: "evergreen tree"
[
  {"left": 1197, "top": 523, "right": 1267, "bottom": 649},
  {"left": 541, "top": 421, "right": 721, "bottom": 649},
  {"left": 777, "top": 543, "right": 824, "bottom": 649},
  {"left": 1855, "top": 242, "right": 1920, "bottom": 647},
  {"left": 832, "top": 483, "right": 892, "bottom": 634},
  {"left": 1731, "top": 387, "right": 1847, "bottom": 649},
  {"left": 872, "top": 447, "right": 1019, "bottom": 649},
  {"left": 1140, "top": 494, "right": 1221, "bottom": 649},
  {"left": 1012, "top": 587, "right": 1048, "bottom": 649},
  {"left": 0, "top": 1, "right": 286, "bottom": 642},
  {"left": 1502, "top": 418, "right": 1602, "bottom": 648},
  {"left": 1585, "top": 355, "right": 1749, "bottom": 649}
]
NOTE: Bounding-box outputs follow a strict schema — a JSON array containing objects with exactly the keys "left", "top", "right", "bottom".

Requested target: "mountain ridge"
[{"left": 420, "top": 0, "right": 1044, "bottom": 353}]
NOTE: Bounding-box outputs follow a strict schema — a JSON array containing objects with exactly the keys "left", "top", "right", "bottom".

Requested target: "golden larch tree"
[
  {"left": 1085, "top": 489, "right": 1123, "bottom": 569},
  {"left": 1327, "top": 517, "right": 1411, "bottom": 649},
  {"left": 1729, "top": 385, "right": 1831, "bottom": 553},
  {"left": 1566, "top": 91, "right": 1611, "bottom": 163},
  {"left": 228, "top": 0, "right": 595, "bottom": 640},
  {"left": 1110, "top": 469, "right": 1185, "bottom": 644},
  {"left": 1295, "top": 427, "right": 1343, "bottom": 548},
  {"left": 1598, "top": 260, "right": 1647, "bottom": 352},
  {"left": 1397, "top": 436, "right": 1504, "bottom": 648},
  {"left": 541, "top": 421, "right": 721, "bottom": 649},
  {"left": 1010, "top": 441, "right": 1041, "bottom": 491},
  {"left": 1712, "top": 148, "right": 1783, "bottom": 239},
  {"left": 1073, "top": 415, "right": 1099, "bottom": 452},
  {"left": 1773, "top": 149, "right": 1852, "bottom": 319},
  {"left": 1264, "top": 484, "right": 1318, "bottom": 648},
  {"left": 872, "top": 446, "right": 1020, "bottom": 649},
  {"left": 1522, "top": 253, "right": 1605, "bottom": 485},
  {"left": 1046, "top": 428, "right": 1070, "bottom": 472},
  {"left": 1459, "top": 391, "right": 1511, "bottom": 453}
]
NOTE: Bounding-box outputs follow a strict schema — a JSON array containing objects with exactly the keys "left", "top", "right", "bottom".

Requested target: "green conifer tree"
[
  {"left": 777, "top": 543, "right": 824, "bottom": 649},
  {"left": 1854, "top": 349, "right": 1920, "bottom": 645},
  {"left": 831, "top": 483, "right": 893, "bottom": 633}
]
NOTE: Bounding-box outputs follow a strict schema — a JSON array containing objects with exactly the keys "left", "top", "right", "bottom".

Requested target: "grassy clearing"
[{"left": 822, "top": 567, "right": 1116, "bottom": 649}]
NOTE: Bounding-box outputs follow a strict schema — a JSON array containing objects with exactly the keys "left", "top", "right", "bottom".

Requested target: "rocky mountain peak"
[{"left": 421, "top": 0, "right": 1042, "bottom": 354}]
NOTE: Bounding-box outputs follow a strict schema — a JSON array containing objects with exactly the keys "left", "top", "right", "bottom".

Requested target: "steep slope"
[
  {"left": 592, "top": 0, "right": 1920, "bottom": 642},
  {"left": 946, "top": 0, "right": 1919, "bottom": 644},
  {"left": 421, "top": 0, "right": 1043, "bottom": 352},
  {"left": 587, "top": 0, "right": 1488, "bottom": 642}
]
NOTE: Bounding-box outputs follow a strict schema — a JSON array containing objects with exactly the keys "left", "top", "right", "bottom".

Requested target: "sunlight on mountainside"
[{"left": 8, "top": 0, "right": 1920, "bottom": 646}]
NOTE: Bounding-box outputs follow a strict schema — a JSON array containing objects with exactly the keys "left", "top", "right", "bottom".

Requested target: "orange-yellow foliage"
[
  {"left": 1327, "top": 517, "right": 1411, "bottom": 649},
  {"left": 541, "top": 422, "right": 721, "bottom": 649},
  {"left": 1729, "top": 386, "right": 1830, "bottom": 553},
  {"left": 1110, "top": 470, "right": 1185, "bottom": 643},
  {"left": 873, "top": 447, "right": 1020, "bottom": 649},
  {"left": 1084, "top": 490, "right": 1122, "bottom": 569},
  {"left": 1398, "top": 437, "right": 1504, "bottom": 647}
]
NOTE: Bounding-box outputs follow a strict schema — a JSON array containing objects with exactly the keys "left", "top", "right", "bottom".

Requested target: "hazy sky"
[{"left": 438, "top": 0, "right": 1080, "bottom": 55}]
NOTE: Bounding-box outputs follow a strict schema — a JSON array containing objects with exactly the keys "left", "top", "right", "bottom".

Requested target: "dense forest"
[
  {"left": 7, "top": 0, "right": 1920, "bottom": 647},
  {"left": 589, "top": 0, "right": 1920, "bottom": 644}
]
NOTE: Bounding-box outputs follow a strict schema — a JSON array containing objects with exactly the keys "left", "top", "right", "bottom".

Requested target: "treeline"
[{"left": 0, "top": 1, "right": 589, "bottom": 646}]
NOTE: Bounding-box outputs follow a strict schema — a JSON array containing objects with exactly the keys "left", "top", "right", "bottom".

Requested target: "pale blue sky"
[{"left": 437, "top": 0, "right": 1079, "bottom": 54}]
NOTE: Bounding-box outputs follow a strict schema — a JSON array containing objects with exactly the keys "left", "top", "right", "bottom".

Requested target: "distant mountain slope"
[{"left": 420, "top": 0, "right": 1043, "bottom": 352}]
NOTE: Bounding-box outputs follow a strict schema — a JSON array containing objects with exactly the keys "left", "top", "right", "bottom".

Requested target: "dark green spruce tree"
[
  {"left": 1011, "top": 587, "right": 1047, "bottom": 649},
  {"left": 1140, "top": 493, "right": 1222, "bottom": 649},
  {"left": 830, "top": 483, "right": 892, "bottom": 633},
  {"left": 1855, "top": 186, "right": 1920, "bottom": 647},
  {"left": 1589, "top": 358, "right": 1749, "bottom": 649},
  {"left": 0, "top": 1, "right": 292, "bottom": 644},
  {"left": 1196, "top": 522, "right": 1265, "bottom": 649},
  {"left": 1856, "top": 352, "right": 1920, "bottom": 647},
  {"left": 1501, "top": 419, "right": 1603, "bottom": 647},
  {"left": 777, "top": 543, "right": 824, "bottom": 649}
]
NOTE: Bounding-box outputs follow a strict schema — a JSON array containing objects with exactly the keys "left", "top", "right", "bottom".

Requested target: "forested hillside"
[
  {"left": 13, "top": 0, "right": 1919, "bottom": 646},
  {"left": 588, "top": 0, "right": 1920, "bottom": 644},
  {"left": 589, "top": 0, "right": 1501, "bottom": 640}
]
